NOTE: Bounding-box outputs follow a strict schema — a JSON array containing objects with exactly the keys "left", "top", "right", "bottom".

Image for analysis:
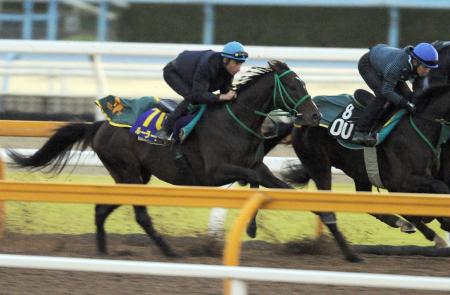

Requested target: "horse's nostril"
[{"left": 312, "top": 113, "right": 320, "bottom": 121}]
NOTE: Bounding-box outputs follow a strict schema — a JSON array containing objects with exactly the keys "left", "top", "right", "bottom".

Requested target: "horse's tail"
[
  {"left": 8, "top": 121, "right": 104, "bottom": 174},
  {"left": 280, "top": 161, "right": 310, "bottom": 187}
]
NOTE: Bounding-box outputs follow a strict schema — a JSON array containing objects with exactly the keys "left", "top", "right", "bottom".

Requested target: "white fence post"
[{"left": 230, "top": 280, "right": 248, "bottom": 295}]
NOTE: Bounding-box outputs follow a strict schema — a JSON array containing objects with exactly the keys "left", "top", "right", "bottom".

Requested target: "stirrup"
[{"left": 137, "top": 135, "right": 173, "bottom": 146}]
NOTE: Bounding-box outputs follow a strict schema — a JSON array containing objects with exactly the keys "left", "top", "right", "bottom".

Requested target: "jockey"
[
  {"left": 156, "top": 41, "right": 248, "bottom": 141},
  {"left": 351, "top": 42, "right": 439, "bottom": 146}
]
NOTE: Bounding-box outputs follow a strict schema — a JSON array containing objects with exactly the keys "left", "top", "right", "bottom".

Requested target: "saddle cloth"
[
  {"left": 313, "top": 92, "right": 407, "bottom": 149},
  {"left": 95, "top": 95, "right": 160, "bottom": 127},
  {"left": 96, "top": 95, "right": 207, "bottom": 144},
  {"left": 131, "top": 104, "right": 206, "bottom": 144}
]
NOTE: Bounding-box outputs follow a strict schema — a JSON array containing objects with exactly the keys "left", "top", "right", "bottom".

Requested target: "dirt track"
[{"left": 0, "top": 233, "right": 449, "bottom": 295}]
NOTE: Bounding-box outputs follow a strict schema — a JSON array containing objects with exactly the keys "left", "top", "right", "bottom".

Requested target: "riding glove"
[{"left": 404, "top": 101, "right": 416, "bottom": 113}]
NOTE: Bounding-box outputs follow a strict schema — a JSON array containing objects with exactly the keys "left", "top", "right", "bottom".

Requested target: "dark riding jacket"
[
  {"left": 166, "top": 50, "right": 233, "bottom": 104},
  {"left": 369, "top": 44, "right": 417, "bottom": 105}
]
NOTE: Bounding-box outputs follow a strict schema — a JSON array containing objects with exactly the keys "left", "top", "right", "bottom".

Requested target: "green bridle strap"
[
  {"left": 225, "top": 103, "right": 265, "bottom": 140},
  {"left": 272, "top": 70, "right": 311, "bottom": 114},
  {"left": 293, "top": 94, "right": 312, "bottom": 109},
  {"left": 226, "top": 69, "right": 310, "bottom": 140},
  {"left": 409, "top": 115, "right": 440, "bottom": 159}
]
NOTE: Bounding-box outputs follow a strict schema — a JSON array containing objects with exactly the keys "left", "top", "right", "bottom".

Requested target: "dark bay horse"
[
  {"left": 281, "top": 85, "right": 450, "bottom": 247},
  {"left": 8, "top": 60, "right": 322, "bottom": 258}
]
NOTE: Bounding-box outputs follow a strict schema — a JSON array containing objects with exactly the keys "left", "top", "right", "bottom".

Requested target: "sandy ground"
[{"left": 0, "top": 233, "right": 449, "bottom": 295}]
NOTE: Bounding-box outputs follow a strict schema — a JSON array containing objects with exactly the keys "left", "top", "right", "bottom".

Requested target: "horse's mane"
[{"left": 234, "top": 67, "right": 273, "bottom": 93}]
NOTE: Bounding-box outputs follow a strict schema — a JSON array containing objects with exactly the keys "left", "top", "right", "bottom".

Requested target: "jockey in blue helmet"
[
  {"left": 221, "top": 41, "right": 249, "bottom": 62},
  {"left": 351, "top": 42, "right": 438, "bottom": 146},
  {"left": 156, "top": 41, "right": 248, "bottom": 142},
  {"left": 411, "top": 43, "right": 439, "bottom": 69}
]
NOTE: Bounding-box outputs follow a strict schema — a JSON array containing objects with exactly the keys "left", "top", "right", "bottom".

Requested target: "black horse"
[
  {"left": 281, "top": 85, "right": 450, "bottom": 247},
  {"left": 262, "top": 43, "right": 450, "bottom": 245},
  {"left": 8, "top": 60, "right": 322, "bottom": 258}
]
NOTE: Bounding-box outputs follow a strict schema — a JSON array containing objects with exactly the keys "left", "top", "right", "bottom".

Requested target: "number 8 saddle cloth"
[{"left": 314, "top": 90, "right": 406, "bottom": 149}]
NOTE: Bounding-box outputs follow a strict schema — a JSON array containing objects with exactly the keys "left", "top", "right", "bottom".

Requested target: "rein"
[
  {"left": 225, "top": 69, "right": 310, "bottom": 140},
  {"left": 409, "top": 115, "right": 450, "bottom": 160}
]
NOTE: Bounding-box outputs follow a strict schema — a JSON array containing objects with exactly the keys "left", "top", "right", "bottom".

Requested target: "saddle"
[{"left": 314, "top": 90, "right": 406, "bottom": 149}]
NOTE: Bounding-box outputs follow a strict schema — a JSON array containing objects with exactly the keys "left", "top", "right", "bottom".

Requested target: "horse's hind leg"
[
  {"left": 95, "top": 149, "right": 176, "bottom": 257},
  {"left": 95, "top": 204, "right": 120, "bottom": 254},
  {"left": 403, "top": 216, "right": 448, "bottom": 248},
  {"left": 133, "top": 206, "right": 178, "bottom": 257},
  {"left": 354, "top": 181, "right": 415, "bottom": 233},
  {"left": 246, "top": 182, "right": 261, "bottom": 239},
  {"left": 370, "top": 213, "right": 416, "bottom": 233}
]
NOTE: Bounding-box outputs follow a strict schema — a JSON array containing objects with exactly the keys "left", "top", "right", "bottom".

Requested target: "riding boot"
[
  {"left": 155, "top": 117, "right": 173, "bottom": 141},
  {"left": 155, "top": 100, "right": 190, "bottom": 141},
  {"left": 155, "top": 125, "right": 171, "bottom": 141},
  {"left": 351, "top": 96, "right": 385, "bottom": 147}
]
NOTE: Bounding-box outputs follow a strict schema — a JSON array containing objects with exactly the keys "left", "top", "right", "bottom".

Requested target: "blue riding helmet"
[
  {"left": 221, "top": 41, "right": 248, "bottom": 62},
  {"left": 411, "top": 43, "right": 439, "bottom": 68}
]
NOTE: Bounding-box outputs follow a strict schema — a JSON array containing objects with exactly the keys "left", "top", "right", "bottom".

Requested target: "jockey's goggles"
[{"left": 232, "top": 51, "right": 248, "bottom": 59}]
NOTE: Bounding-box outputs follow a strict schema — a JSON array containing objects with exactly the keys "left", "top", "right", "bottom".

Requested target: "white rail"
[
  {"left": 0, "top": 40, "right": 366, "bottom": 98},
  {"left": 0, "top": 40, "right": 366, "bottom": 59},
  {"left": 0, "top": 254, "right": 449, "bottom": 295}
]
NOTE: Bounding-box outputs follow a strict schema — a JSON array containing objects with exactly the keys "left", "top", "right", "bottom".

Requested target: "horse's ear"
[{"left": 268, "top": 60, "right": 288, "bottom": 72}]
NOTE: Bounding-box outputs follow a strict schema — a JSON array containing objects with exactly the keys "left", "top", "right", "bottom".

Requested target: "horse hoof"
[
  {"left": 400, "top": 223, "right": 416, "bottom": 234},
  {"left": 246, "top": 224, "right": 257, "bottom": 239},
  {"left": 434, "top": 236, "right": 448, "bottom": 248},
  {"left": 347, "top": 255, "right": 364, "bottom": 263},
  {"left": 237, "top": 180, "right": 248, "bottom": 186}
]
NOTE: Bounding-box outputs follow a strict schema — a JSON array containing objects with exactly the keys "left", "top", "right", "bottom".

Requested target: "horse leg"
[
  {"left": 397, "top": 175, "right": 449, "bottom": 194},
  {"left": 303, "top": 163, "right": 362, "bottom": 262},
  {"left": 354, "top": 181, "right": 416, "bottom": 233},
  {"left": 246, "top": 164, "right": 293, "bottom": 238},
  {"left": 393, "top": 177, "right": 448, "bottom": 246},
  {"left": 403, "top": 216, "right": 448, "bottom": 248},
  {"left": 206, "top": 163, "right": 259, "bottom": 185},
  {"left": 133, "top": 206, "right": 178, "bottom": 257},
  {"left": 95, "top": 150, "right": 176, "bottom": 257},
  {"left": 370, "top": 213, "right": 416, "bottom": 233},
  {"left": 437, "top": 217, "right": 450, "bottom": 243},
  {"left": 246, "top": 182, "right": 261, "bottom": 238},
  {"left": 317, "top": 212, "right": 362, "bottom": 263},
  {"left": 95, "top": 204, "right": 120, "bottom": 254},
  {"left": 285, "top": 158, "right": 361, "bottom": 262}
]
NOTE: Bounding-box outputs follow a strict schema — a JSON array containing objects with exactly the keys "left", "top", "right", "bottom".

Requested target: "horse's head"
[{"left": 268, "top": 60, "right": 321, "bottom": 126}]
